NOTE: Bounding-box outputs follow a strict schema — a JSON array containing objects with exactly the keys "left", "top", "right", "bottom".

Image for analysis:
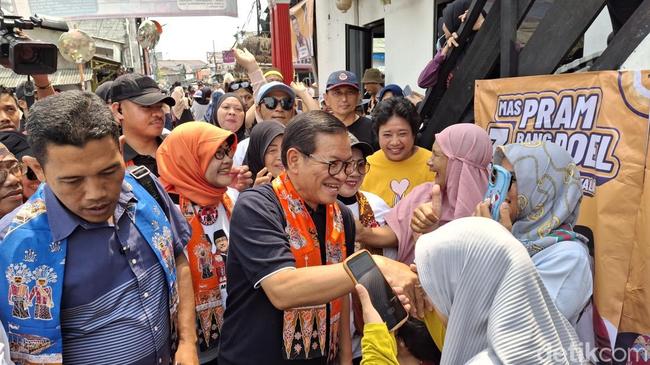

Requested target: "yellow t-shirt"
[
  {"left": 360, "top": 313, "right": 446, "bottom": 364},
  {"left": 361, "top": 147, "right": 436, "bottom": 207}
]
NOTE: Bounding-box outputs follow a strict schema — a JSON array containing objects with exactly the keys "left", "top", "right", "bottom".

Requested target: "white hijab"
[{"left": 415, "top": 217, "right": 587, "bottom": 365}]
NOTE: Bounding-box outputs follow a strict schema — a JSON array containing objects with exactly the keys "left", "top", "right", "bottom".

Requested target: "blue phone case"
[{"left": 484, "top": 165, "right": 512, "bottom": 220}]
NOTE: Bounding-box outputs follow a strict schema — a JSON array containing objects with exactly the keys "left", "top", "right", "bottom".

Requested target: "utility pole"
[
  {"left": 212, "top": 39, "right": 217, "bottom": 80},
  {"left": 256, "top": 0, "right": 262, "bottom": 36}
]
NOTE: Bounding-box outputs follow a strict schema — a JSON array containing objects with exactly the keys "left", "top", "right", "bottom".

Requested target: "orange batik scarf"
[
  {"left": 180, "top": 194, "right": 234, "bottom": 353},
  {"left": 272, "top": 172, "right": 346, "bottom": 362}
]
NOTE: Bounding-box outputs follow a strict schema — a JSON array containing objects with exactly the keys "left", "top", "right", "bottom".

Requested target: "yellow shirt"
[
  {"left": 361, "top": 323, "right": 398, "bottom": 365},
  {"left": 360, "top": 312, "right": 446, "bottom": 364},
  {"left": 361, "top": 147, "right": 436, "bottom": 207}
]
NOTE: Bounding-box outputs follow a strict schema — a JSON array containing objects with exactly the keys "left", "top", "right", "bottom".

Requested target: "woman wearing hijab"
[
  {"left": 211, "top": 93, "right": 247, "bottom": 144},
  {"left": 243, "top": 121, "right": 285, "bottom": 186},
  {"left": 156, "top": 122, "right": 239, "bottom": 365},
  {"left": 378, "top": 84, "right": 404, "bottom": 101},
  {"left": 203, "top": 90, "right": 224, "bottom": 123},
  {"left": 357, "top": 217, "right": 587, "bottom": 365},
  {"left": 171, "top": 86, "right": 193, "bottom": 126},
  {"left": 356, "top": 123, "right": 492, "bottom": 264},
  {"left": 475, "top": 140, "right": 592, "bottom": 326}
]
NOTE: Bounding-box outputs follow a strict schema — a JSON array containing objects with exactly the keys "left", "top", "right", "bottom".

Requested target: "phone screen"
[{"left": 347, "top": 251, "right": 408, "bottom": 330}]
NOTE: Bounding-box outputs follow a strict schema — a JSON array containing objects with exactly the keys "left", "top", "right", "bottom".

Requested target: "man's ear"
[
  {"left": 17, "top": 99, "right": 27, "bottom": 111},
  {"left": 285, "top": 148, "right": 302, "bottom": 174},
  {"left": 22, "top": 156, "right": 45, "bottom": 182},
  {"left": 110, "top": 102, "right": 123, "bottom": 125}
]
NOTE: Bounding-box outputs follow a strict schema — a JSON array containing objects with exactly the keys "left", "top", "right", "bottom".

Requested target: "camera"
[{"left": 0, "top": 12, "right": 58, "bottom": 75}]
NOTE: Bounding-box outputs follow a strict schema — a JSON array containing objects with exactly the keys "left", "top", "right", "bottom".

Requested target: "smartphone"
[
  {"left": 484, "top": 164, "right": 512, "bottom": 221},
  {"left": 343, "top": 250, "right": 409, "bottom": 331}
]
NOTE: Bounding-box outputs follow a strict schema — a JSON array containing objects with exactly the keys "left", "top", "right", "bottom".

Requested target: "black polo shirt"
[
  {"left": 218, "top": 183, "right": 355, "bottom": 365},
  {"left": 123, "top": 137, "right": 163, "bottom": 177}
]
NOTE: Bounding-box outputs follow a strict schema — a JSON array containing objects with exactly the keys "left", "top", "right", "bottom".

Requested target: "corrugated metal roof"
[{"left": 0, "top": 68, "right": 94, "bottom": 88}]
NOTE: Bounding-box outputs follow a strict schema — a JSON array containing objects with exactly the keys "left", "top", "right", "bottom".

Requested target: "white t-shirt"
[
  {"left": 233, "top": 137, "right": 250, "bottom": 167},
  {"left": 182, "top": 188, "right": 238, "bottom": 308},
  {"left": 341, "top": 190, "right": 391, "bottom": 360}
]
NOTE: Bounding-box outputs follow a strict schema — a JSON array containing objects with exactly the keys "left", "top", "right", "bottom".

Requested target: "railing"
[{"left": 417, "top": 0, "right": 650, "bottom": 149}]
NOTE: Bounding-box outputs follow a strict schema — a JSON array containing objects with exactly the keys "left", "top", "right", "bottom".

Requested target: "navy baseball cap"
[
  {"left": 110, "top": 73, "right": 175, "bottom": 106},
  {"left": 326, "top": 70, "right": 360, "bottom": 91}
]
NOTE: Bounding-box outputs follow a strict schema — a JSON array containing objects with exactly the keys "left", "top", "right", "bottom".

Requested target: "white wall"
[
  {"left": 584, "top": 6, "right": 612, "bottom": 56},
  {"left": 383, "top": 0, "right": 434, "bottom": 93},
  {"left": 315, "top": 0, "right": 358, "bottom": 92},
  {"left": 315, "top": 0, "right": 434, "bottom": 95}
]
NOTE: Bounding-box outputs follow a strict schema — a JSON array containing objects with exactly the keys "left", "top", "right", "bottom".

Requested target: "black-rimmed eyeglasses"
[
  {"left": 215, "top": 145, "right": 235, "bottom": 160},
  {"left": 299, "top": 151, "right": 370, "bottom": 177}
]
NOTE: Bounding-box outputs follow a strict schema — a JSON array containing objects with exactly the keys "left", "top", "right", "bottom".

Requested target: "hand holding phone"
[
  {"left": 344, "top": 250, "right": 409, "bottom": 331},
  {"left": 484, "top": 165, "right": 512, "bottom": 221}
]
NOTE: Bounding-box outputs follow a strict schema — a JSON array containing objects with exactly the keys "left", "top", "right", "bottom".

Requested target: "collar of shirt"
[
  {"left": 43, "top": 181, "right": 138, "bottom": 242},
  {"left": 122, "top": 136, "right": 163, "bottom": 162}
]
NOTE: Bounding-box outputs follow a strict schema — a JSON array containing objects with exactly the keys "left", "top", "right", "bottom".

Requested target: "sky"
[{"left": 155, "top": 0, "right": 264, "bottom": 62}]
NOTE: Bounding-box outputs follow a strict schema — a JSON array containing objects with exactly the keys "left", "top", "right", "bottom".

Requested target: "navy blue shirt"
[
  {"left": 0, "top": 177, "right": 191, "bottom": 365},
  {"left": 218, "top": 183, "right": 355, "bottom": 365}
]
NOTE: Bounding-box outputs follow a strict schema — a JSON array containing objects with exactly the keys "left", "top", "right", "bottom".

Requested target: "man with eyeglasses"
[
  {"left": 0, "top": 143, "right": 25, "bottom": 219},
  {"left": 110, "top": 73, "right": 176, "bottom": 177},
  {"left": 219, "top": 111, "right": 425, "bottom": 365},
  {"left": 232, "top": 82, "right": 297, "bottom": 167},
  {"left": 324, "top": 71, "right": 378, "bottom": 151},
  {"left": 256, "top": 81, "right": 296, "bottom": 124}
]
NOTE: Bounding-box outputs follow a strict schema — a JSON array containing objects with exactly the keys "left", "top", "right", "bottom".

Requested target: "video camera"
[{"left": 0, "top": 11, "right": 60, "bottom": 75}]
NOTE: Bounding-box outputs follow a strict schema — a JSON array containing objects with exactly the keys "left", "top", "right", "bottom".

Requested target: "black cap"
[
  {"left": 95, "top": 81, "right": 113, "bottom": 103},
  {"left": 110, "top": 73, "right": 175, "bottom": 106},
  {"left": 0, "top": 131, "right": 33, "bottom": 160}
]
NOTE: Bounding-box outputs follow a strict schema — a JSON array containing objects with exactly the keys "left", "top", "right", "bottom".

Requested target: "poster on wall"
[
  {"left": 3, "top": 0, "right": 238, "bottom": 19},
  {"left": 475, "top": 70, "right": 650, "bottom": 362},
  {"left": 289, "top": 0, "right": 314, "bottom": 71}
]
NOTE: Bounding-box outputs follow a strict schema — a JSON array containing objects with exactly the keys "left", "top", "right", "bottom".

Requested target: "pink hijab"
[{"left": 384, "top": 123, "right": 492, "bottom": 264}]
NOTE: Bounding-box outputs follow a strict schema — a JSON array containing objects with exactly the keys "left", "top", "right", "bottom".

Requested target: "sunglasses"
[
  {"left": 261, "top": 96, "right": 293, "bottom": 111},
  {"left": 228, "top": 81, "right": 251, "bottom": 92}
]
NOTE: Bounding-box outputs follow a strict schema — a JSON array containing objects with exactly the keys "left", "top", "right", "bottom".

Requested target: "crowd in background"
[{"left": 0, "top": 0, "right": 598, "bottom": 364}]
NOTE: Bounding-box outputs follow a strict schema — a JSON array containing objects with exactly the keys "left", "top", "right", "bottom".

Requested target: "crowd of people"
[{"left": 0, "top": 1, "right": 597, "bottom": 363}]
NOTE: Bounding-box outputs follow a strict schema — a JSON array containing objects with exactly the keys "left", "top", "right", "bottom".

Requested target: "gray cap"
[{"left": 348, "top": 132, "right": 373, "bottom": 157}]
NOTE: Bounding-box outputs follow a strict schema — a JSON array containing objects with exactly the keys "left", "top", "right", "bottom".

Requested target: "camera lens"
[{"left": 15, "top": 46, "right": 38, "bottom": 64}]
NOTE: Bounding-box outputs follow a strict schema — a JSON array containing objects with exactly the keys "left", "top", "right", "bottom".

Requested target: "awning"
[{"left": 0, "top": 68, "right": 94, "bottom": 88}]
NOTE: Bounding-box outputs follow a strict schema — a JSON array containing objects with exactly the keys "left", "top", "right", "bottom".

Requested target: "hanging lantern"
[
  {"left": 336, "top": 0, "right": 353, "bottom": 13},
  {"left": 58, "top": 28, "right": 96, "bottom": 91},
  {"left": 136, "top": 20, "right": 163, "bottom": 50}
]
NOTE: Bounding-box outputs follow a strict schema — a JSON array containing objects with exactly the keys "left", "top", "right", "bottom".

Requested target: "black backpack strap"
[{"left": 127, "top": 165, "right": 167, "bottom": 212}]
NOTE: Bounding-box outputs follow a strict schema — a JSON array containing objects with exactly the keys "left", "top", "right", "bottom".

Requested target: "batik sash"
[
  {"left": 0, "top": 174, "right": 179, "bottom": 365},
  {"left": 272, "top": 173, "right": 346, "bottom": 361}
]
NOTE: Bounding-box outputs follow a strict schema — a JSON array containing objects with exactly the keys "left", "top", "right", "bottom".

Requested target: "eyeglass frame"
[
  {"left": 0, "top": 160, "right": 27, "bottom": 185},
  {"left": 298, "top": 150, "right": 369, "bottom": 177},
  {"left": 214, "top": 143, "right": 235, "bottom": 160},
  {"left": 260, "top": 96, "right": 294, "bottom": 111}
]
